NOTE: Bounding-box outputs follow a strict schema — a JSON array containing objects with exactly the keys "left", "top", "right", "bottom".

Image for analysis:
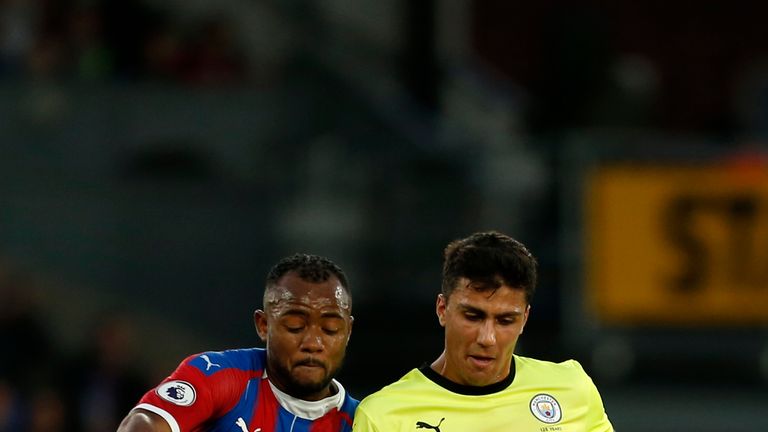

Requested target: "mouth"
[
  {"left": 294, "top": 359, "right": 327, "bottom": 371},
  {"left": 468, "top": 355, "right": 495, "bottom": 368}
]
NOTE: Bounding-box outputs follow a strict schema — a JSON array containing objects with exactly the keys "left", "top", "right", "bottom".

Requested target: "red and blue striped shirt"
[{"left": 135, "top": 348, "right": 357, "bottom": 432}]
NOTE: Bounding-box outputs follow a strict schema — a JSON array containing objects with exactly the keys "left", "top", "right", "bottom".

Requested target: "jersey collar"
[
  {"left": 265, "top": 374, "right": 345, "bottom": 420},
  {"left": 418, "top": 356, "right": 516, "bottom": 395}
]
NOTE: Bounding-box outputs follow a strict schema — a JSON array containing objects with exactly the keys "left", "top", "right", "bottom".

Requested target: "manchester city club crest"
[
  {"left": 529, "top": 393, "right": 562, "bottom": 424},
  {"left": 157, "top": 380, "right": 197, "bottom": 406}
]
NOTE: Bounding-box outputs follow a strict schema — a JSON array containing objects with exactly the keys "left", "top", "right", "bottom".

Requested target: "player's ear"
[
  {"left": 436, "top": 294, "right": 447, "bottom": 327},
  {"left": 254, "top": 309, "right": 268, "bottom": 341}
]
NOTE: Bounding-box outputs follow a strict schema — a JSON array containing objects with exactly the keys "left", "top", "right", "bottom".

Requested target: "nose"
[
  {"left": 300, "top": 326, "right": 325, "bottom": 353},
  {"left": 476, "top": 319, "right": 496, "bottom": 347}
]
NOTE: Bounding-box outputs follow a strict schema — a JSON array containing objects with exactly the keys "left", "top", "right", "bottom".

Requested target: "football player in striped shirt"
[
  {"left": 353, "top": 231, "right": 613, "bottom": 431},
  {"left": 117, "top": 253, "right": 358, "bottom": 432}
]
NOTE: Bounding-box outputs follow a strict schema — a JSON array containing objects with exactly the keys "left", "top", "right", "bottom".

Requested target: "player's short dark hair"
[
  {"left": 266, "top": 253, "right": 350, "bottom": 294},
  {"left": 442, "top": 231, "right": 537, "bottom": 304}
]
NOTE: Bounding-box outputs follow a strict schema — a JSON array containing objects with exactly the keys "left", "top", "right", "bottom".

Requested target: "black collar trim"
[{"left": 418, "top": 357, "right": 516, "bottom": 395}]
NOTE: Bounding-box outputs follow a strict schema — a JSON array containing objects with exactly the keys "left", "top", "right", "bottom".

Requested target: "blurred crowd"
[
  {"left": 0, "top": 0, "right": 248, "bottom": 85},
  {"left": 0, "top": 265, "right": 150, "bottom": 432}
]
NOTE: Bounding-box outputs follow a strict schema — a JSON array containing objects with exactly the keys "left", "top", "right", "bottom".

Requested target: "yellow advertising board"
[{"left": 586, "top": 164, "right": 768, "bottom": 325}]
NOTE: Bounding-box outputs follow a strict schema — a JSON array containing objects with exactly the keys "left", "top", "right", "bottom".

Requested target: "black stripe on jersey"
[{"left": 418, "top": 357, "right": 516, "bottom": 395}]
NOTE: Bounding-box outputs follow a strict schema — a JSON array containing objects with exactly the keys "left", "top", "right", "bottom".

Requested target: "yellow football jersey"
[{"left": 353, "top": 355, "right": 613, "bottom": 432}]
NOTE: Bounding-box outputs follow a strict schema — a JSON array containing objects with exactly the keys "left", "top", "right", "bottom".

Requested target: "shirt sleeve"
[
  {"left": 135, "top": 353, "right": 237, "bottom": 432},
  {"left": 352, "top": 403, "right": 385, "bottom": 432},
  {"left": 573, "top": 361, "right": 614, "bottom": 432}
]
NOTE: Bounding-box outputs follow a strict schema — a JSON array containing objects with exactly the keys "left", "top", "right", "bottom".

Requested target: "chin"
[
  {"left": 287, "top": 382, "right": 326, "bottom": 399},
  {"left": 291, "top": 375, "right": 330, "bottom": 393}
]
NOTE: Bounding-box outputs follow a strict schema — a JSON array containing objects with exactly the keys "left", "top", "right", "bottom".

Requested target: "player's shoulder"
[
  {"left": 514, "top": 355, "right": 591, "bottom": 382},
  {"left": 515, "top": 353, "right": 583, "bottom": 369},
  {"left": 358, "top": 368, "right": 427, "bottom": 407},
  {"left": 182, "top": 347, "right": 267, "bottom": 374}
]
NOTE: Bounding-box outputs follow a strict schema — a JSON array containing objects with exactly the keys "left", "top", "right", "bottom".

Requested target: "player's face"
[
  {"left": 436, "top": 278, "right": 529, "bottom": 387},
  {"left": 255, "top": 272, "right": 353, "bottom": 401}
]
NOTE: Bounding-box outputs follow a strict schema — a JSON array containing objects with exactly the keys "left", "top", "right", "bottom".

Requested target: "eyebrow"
[
  {"left": 281, "top": 308, "right": 309, "bottom": 317},
  {"left": 279, "top": 308, "right": 345, "bottom": 319},
  {"left": 458, "top": 304, "right": 524, "bottom": 319}
]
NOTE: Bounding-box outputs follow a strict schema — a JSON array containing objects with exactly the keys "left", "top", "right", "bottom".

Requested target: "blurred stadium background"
[{"left": 1, "top": 1, "right": 768, "bottom": 431}]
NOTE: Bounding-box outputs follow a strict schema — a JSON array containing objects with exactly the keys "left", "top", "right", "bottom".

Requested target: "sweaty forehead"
[{"left": 264, "top": 273, "right": 350, "bottom": 312}]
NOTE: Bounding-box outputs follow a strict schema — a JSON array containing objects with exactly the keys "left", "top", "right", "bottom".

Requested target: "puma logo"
[
  {"left": 200, "top": 354, "right": 221, "bottom": 371},
  {"left": 416, "top": 417, "right": 444, "bottom": 432},
  {"left": 235, "top": 417, "right": 261, "bottom": 432},
  {"left": 236, "top": 418, "right": 248, "bottom": 432}
]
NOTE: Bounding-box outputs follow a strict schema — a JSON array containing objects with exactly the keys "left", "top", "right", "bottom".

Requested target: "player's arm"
[
  {"left": 116, "top": 408, "right": 172, "bottom": 432},
  {"left": 118, "top": 352, "right": 231, "bottom": 432}
]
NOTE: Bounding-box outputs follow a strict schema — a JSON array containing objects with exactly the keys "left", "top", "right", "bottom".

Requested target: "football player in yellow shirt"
[{"left": 353, "top": 231, "right": 613, "bottom": 432}]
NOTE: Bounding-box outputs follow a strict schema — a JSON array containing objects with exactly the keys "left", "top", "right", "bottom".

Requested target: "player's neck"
[
  {"left": 430, "top": 351, "right": 448, "bottom": 376},
  {"left": 302, "top": 384, "right": 334, "bottom": 401},
  {"left": 267, "top": 379, "right": 345, "bottom": 419}
]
